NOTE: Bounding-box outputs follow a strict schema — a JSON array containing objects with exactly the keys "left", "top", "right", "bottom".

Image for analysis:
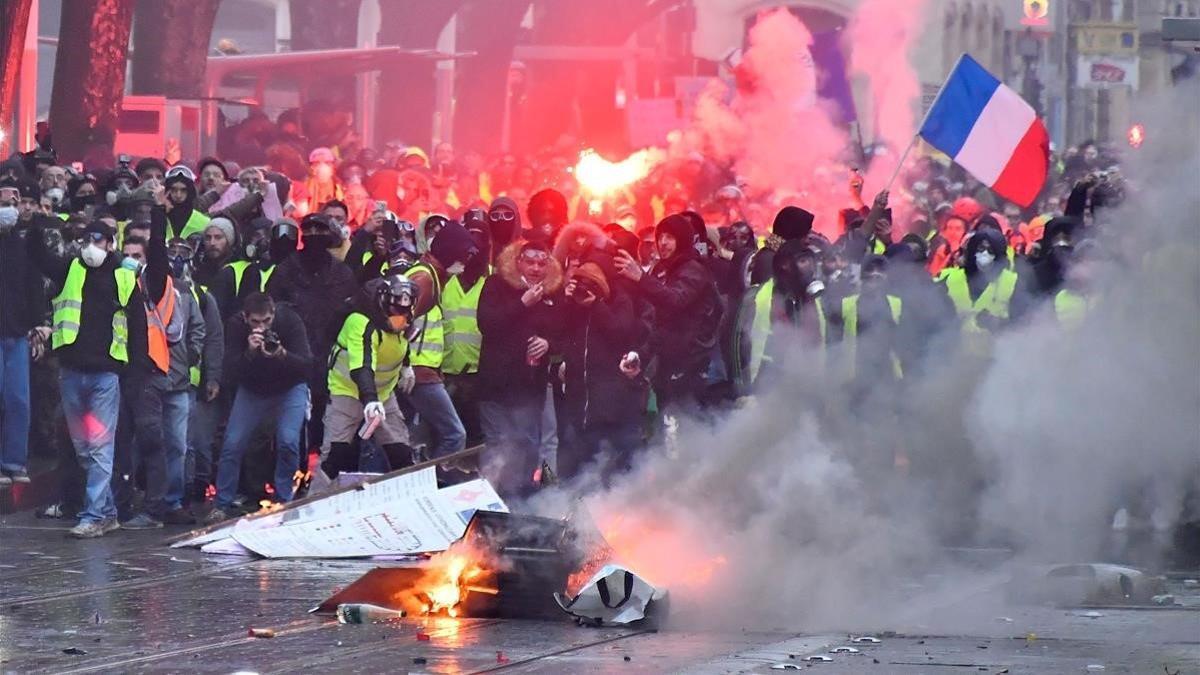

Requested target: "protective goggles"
[
  {"left": 488, "top": 209, "right": 516, "bottom": 222},
  {"left": 166, "top": 165, "right": 196, "bottom": 181}
]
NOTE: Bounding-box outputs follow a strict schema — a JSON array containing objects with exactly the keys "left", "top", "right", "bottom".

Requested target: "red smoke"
[
  {"left": 688, "top": 9, "right": 851, "bottom": 237},
  {"left": 847, "top": 0, "right": 931, "bottom": 194}
]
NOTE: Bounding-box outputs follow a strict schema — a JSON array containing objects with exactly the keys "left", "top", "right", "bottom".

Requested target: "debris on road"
[
  {"left": 335, "top": 603, "right": 406, "bottom": 624},
  {"left": 62, "top": 647, "right": 87, "bottom": 655},
  {"left": 247, "top": 628, "right": 276, "bottom": 638}
]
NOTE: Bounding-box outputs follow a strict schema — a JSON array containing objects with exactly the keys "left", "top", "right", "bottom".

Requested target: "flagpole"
[{"left": 881, "top": 52, "right": 969, "bottom": 193}]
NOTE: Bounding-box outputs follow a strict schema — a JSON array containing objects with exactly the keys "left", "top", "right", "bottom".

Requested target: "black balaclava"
[
  {"left": 461, "top": 208, "right": 492, "bottom": 285},
  {"left": 488, "top": 196, "right": 522, "bottom": 250},
  {"left": 298, "top": 214, "right": 335, "bottom": 271}
]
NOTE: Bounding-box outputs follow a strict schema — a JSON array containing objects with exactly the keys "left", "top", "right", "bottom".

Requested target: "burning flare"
[{"left": 574, "top": 148, "right": 662, "bottom": 196}]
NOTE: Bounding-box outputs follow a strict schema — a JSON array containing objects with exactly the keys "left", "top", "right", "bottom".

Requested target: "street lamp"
[{"left": 1016, "top": 28, "right": 1044, "bottom": 117}]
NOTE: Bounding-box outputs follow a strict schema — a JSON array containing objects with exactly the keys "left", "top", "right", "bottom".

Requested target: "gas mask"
[
  {"left": 379, "top": 277, "right": 418, "bottom": 333},
  {"left": 806, "top": 279, "right": 825, "bottom": 297},
  {"left": 81, "top": 244, "right": 108, "bottom": 268},
  {"left": 169, "top": 254, "right": 191, "bottom": 279},
  {"left": 974, "top": 250, "right": 996, "bottom": 270},
  {"left": 0, "top": 205, "right": 18, "bottom": 230}
]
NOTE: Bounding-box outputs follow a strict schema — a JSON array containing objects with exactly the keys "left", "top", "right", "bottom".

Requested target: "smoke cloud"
[
  {"left": 687, "top": 9, "right": 851, "bottom": 236},
  {"left": 846, "top": 0, "right": 931, "bottom": 190},
  {"left": 531, "top": 80, "right": 1200, "bottom": 631}
]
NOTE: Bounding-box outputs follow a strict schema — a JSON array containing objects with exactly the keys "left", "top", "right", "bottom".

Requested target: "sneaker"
[
  {"left": 38, "top": 502, "right": 65, "bottom": 519},
  {"left": 68, "top": 521, "right": 106, "bottom": 539},
  {"left": 203, "top": 508, "right": 229, "bottom": 525},
  {"left": 7, "top": 469, "right": 30, "bottom": 484},
  {"left": 100, "top": 517, "right": 121, "bottom": 534},
  {"left": 162, "top": 508, "right": 196, "bottom": 525},
  {"left": 121, "top": 513, "right": 164, "bottom": 530}
]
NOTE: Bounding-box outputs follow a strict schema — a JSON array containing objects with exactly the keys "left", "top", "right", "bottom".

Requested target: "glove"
[
  {"left": 399, "top": 366, "right": 416, "bottom": 395},
  {"left": 363, "top": 401, "right": 387, "bottom": 422}
]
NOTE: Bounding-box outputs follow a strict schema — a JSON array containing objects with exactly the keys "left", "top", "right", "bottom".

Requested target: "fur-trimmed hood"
[
  {"left": 495, "top": 240, "right": 564, "bottom": 293},
  {"left": 552, "top": 221, "right": 610, "bottom": 266}
]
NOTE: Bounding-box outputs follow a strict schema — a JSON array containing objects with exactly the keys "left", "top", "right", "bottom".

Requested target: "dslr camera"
[{"left": 261, "top": 330, "right": 281, "bottom": 354}]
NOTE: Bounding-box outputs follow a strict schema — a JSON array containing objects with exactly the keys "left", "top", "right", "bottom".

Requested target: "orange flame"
[
  {"left": 564, "top": 512, "right": 729, "bottom": 597},
  {"left": 392, "top": 542, "right": 499, "bottom": 618},
  {"left": 573, "top": 148, "right": 662, "bottom": 196},
  {"left": 255, "top": 499, "right": 283, "bottom": 515}
]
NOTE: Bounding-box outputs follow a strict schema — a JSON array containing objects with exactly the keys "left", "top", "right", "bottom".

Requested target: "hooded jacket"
[
  {"left": 477, "top": 241, "right": 564, "bottom": 404},
  {"left": 639, "top": 216, "right": 720, "bottom": 390},
  {"left": 164, "top": 174, "right": 209, "bottom": 241}
]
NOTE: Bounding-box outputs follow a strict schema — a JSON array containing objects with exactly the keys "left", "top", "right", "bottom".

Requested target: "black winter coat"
[
  {"left": 561, "top": 289, "right": 646, "bottom": 430},
  {"left": 637, "top": 250, "right": 719, "bottom": 387}
]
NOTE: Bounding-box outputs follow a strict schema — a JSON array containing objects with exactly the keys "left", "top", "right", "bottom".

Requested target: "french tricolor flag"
[{"left": 919, "top": 54, "right": 1049, "bottom": 208}]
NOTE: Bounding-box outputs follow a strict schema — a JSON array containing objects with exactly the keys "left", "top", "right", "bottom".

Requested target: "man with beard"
[
  {"left": 163, "top": 167, "right": 210, "bottom": 241},
  {"left": 194, "top": 217, "right": 236, "bottom": 290},
  {"left": 268, "top": 214, "right": 358, "bottom": 451},
  {"left": 210, "top": 217, "right": 278, "bottom": 321}
]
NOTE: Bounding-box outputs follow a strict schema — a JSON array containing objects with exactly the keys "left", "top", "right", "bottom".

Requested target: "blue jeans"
[
  {"left": 160, "top": 390, "right": 190, "bottom": 511},
  {"left": 214, "top": 384, "right": 307, "bottom": 509},
  {"left": 480, "top": 398, "right": 543, "bottom": 499},
  {"left": 408, "top": 382, "right": 466, "bottom": 459},
  {"left": 0, "top": 337, "right": 31, "bottom": 472},
  {"left": 60, "top": 369, "right": 121, "bottom": 524}
]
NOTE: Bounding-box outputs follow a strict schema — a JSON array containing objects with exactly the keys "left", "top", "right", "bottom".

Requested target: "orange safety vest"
[{"left": 143, "top": 276, "right": 177, "bottom": 373}]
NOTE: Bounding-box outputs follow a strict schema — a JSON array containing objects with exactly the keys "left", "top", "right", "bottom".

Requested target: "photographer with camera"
[{"left": 207, "top": 293, "right": 312, "bottom": 523}]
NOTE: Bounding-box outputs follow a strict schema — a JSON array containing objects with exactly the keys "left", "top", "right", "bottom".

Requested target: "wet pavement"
[{"left": 2, "top": 510, "right": 1198, "bottom": 674}]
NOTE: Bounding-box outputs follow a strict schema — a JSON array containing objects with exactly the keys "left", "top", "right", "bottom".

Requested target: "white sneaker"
[{"left": 68, "top": 521, "right": 107, "bottom": 538}]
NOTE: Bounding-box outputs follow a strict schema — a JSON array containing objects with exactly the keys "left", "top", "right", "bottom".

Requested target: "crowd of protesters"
[{"left": 0, "top": 112, "right": 1131, "bottom": 538}]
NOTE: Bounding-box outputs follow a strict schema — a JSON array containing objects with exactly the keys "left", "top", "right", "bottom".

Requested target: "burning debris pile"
[{"left": 313, "top": 511, "right": 667, "bottom": 626}]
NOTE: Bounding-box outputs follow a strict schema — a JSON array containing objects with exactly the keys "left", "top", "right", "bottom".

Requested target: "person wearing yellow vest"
[
  {"left": 732, "top": 240, "right": 828, "bottom": 395},
  {"left": 833, "top": 256, "right": 906, "bottom": 387},
  {"left": 115, "top": 228, "right": 206, "bottom": 529},
  {"left": 1055, "top": 240, "right": 1104, "bottom": 330},
  {"left": 402, "top": 217, "right": 478, "bottom": 463},
  {"left": 163, "top": 170, "right": 210, "bottom": 241},
  {"left": 210, "top": 217, "right": 279, "bottom": 321},
  {"left": 934, "top": 227, "right": 1026, "bottom": 339},
  {"left": 441, "top": 230, "right": 490, "bottom": 447},
  {"left": 28, "top": 218, "right": 147, "bottom": 538},
  {"left": 320, "top": 276, "right": 421, "bottom": 479}
]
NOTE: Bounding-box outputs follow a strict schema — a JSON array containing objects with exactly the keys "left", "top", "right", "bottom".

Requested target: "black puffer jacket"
[
  {"left": 561, "top": 287, "right": 646, "bottom": 430},
  {"left": 0, "top": 223, "right": 47, "bottom": 338}
]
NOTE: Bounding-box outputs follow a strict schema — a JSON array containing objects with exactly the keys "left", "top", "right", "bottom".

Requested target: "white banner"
[
  {"left": 230, "top": 479, "right": 508, "bottom": 559},
  {"left": 173, "top": 468, "right": 439, "bottom": 549}
]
